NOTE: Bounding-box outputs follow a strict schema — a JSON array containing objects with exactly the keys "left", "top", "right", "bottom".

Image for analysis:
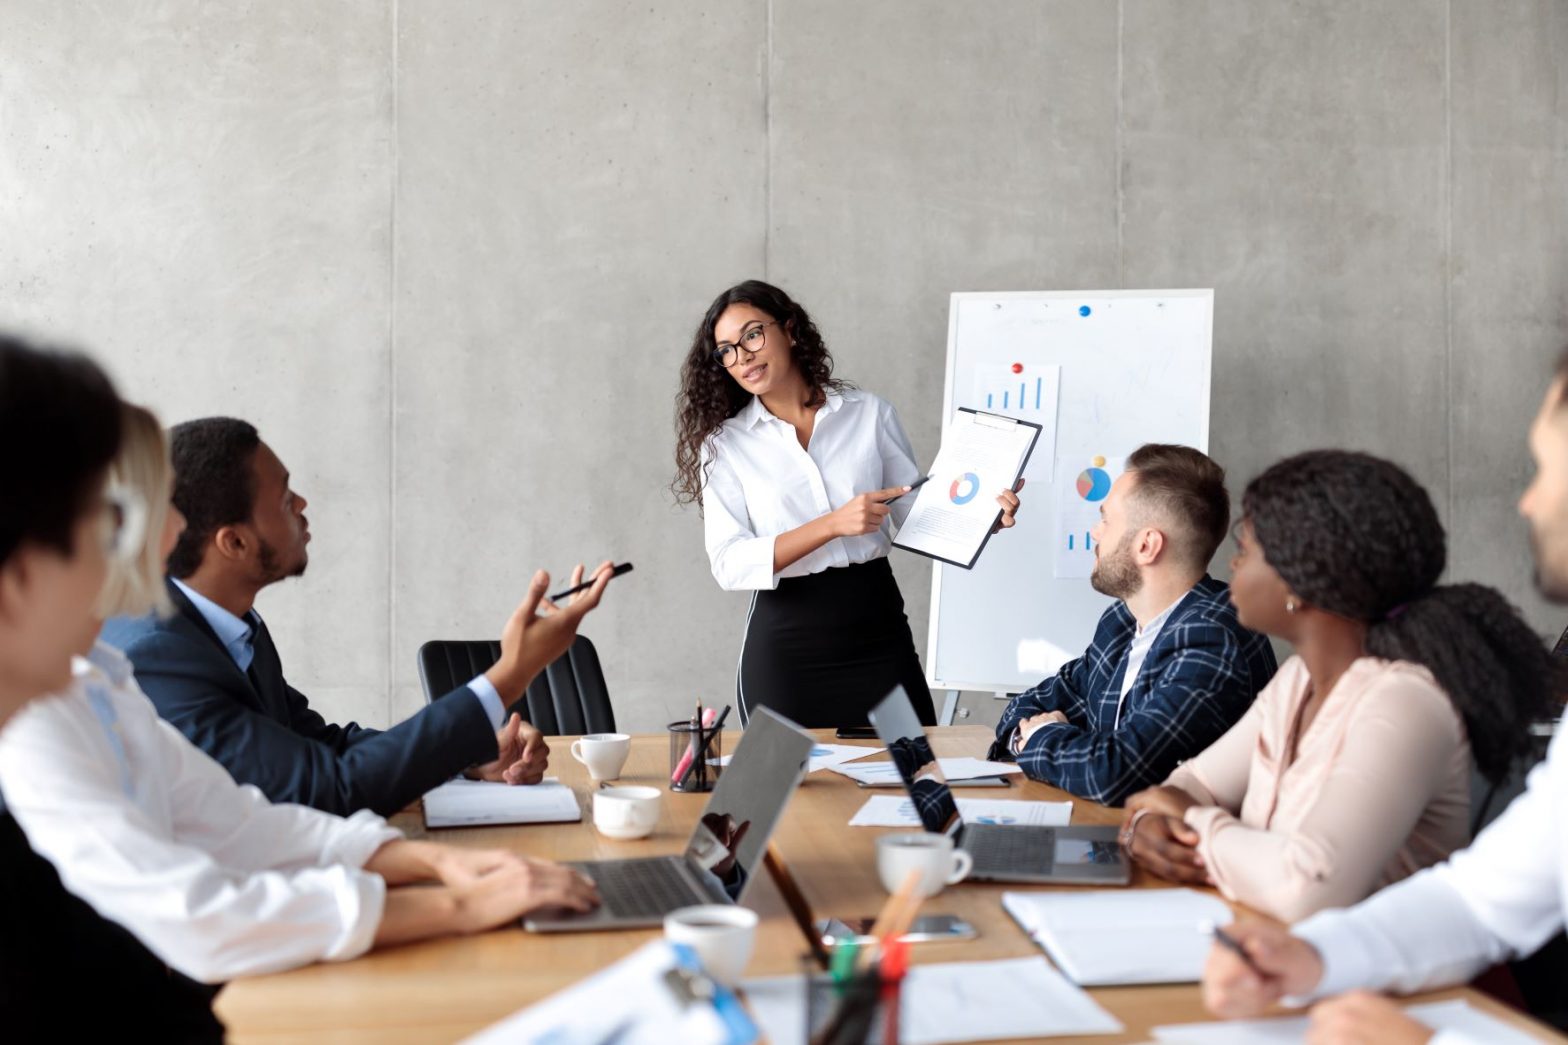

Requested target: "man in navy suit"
[
  {"left": 989, "top": 444, "right": 1277, "bottom": 806},
  {"left": 105, "top": 417, "right": 615, "bottom": 817}
]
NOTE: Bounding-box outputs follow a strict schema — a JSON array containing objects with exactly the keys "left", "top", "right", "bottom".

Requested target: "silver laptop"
[
  {"left": 525, "top": 707, "right": 815, "bottom": 932},
  {"left": 868, "top": 686, "right": 1129, "bottom": 885}
]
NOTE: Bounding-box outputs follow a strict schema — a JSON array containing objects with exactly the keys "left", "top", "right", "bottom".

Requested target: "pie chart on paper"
[
  {"left": 949, "top": 472, "right": 981, "bottom": 505},
  {"left": 1076, "top": 457, "right": 1113, "bottom": 502}
]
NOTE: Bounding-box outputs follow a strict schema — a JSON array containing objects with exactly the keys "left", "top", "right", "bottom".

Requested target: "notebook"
[
  {"left": 1003, "top": 888, "right": 1234, "bottom": 985},
  {"left": 422, "top": 777, "right": 581, "bottom": 828},
  {"left": 1151, "top": 999, "right": 1540, "bottom": 1044}
]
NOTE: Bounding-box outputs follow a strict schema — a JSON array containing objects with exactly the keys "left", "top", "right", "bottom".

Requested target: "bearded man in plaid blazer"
[{"left": 990, "top": 445, "right": 1277, "bottom": 806}]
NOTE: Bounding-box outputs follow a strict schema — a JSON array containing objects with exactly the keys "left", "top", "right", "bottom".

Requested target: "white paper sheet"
[
  {"left": 807, "top": 743, "right": 885, "bottom": 773},
  {"left": 894, "top": 410, "right": 1040, "bottom": 568},
  {"left": 1053, "top": 453, "right": 1127, "bottom": 578},
  {"left": 827, "top": 757, "right": 1023, "bottom": 787},
  {"left": 422, "top": 777, "right": 581, "bottom": 828},
  {"left": 848, "top": 794, "right": 1071, "bottom": 828},
  {"left": 1003, "top": 888, "right": 1234, "bottom": 985},
  {"left": 743, "top": 957, "right": 1120, "bottom": 1045},
  {"left": 967, "top": 362, "right": 1061, "bottom": 484},
  {"left": 465, "top": 940, "right": 752, "bottom": 1045},
  {"left": 1152, "top": 999, "right": 1539, "bottom": 1044}
]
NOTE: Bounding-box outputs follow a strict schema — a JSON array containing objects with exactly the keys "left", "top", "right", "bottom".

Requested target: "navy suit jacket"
[
  {"left": 988, "top": 575, "right": 1278, "bottom": 806},
  {"left": 102, "top": 578, "right": 498, "bottom": 817}
]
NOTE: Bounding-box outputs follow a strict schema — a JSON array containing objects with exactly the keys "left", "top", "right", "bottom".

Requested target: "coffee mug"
[
  {"left": 875, "top": 832, "right": 973, "bottom": 898},
  {"left": 593, "top": 785, "right": 661, "bottom": 840},
  {"left": 571, "top": 733, "right": 631, "bottom": 782},
  {"left": 664, "top": 905, "right": 758, "bottom": 986}
]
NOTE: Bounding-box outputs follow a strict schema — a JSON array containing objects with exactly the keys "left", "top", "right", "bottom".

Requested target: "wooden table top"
[{"left": 216, "top": 727, "right": 1561, "bottom": 1043}]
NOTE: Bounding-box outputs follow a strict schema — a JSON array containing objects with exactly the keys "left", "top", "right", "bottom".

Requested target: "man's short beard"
[
  {"left": 1090, "top": 531, "right": 1143, "bottom": 601},
  {"left": 257, "top": 537, "right": 306, "bottom": 583}
]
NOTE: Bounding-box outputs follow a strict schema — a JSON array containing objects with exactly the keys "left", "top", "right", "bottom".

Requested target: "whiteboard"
[{"left": 925, "top": 290, "right": 1213, "bottom": 694}]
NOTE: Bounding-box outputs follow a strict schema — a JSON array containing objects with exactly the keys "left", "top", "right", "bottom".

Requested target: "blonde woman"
[{"left": 0, "top": 404, "right": 599, "bottom": 983}]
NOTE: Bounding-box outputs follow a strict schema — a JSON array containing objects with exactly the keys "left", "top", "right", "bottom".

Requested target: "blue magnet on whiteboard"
[{"left": 1078, "top": 305, "right": 1092, "bottom": 317}]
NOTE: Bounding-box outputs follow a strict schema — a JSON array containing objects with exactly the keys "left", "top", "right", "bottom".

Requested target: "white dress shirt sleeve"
[
  {"left": 1288, "top": 725, "right": 1565, "bottom": 1003},
  {"left": 876, "top": 398, "right": 923, "bottom": 531},
  {"left": 0, "top": 688, "right": 402, "bottom": 983},
  {"left": 465, "top": 674, "right": 507, "bottom": 729},
  {"left": 701, "top": 439, "right": 780, "bottom": 591}
]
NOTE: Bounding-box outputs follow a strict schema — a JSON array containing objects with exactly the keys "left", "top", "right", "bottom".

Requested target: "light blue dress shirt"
[{"left": 169, "top": 579, "right": 506, "bottom": 729}]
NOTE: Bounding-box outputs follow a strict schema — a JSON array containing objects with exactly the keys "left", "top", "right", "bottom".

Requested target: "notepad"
[
  {"left": 1003, "top": 888, "right": 1234, "bottom": 985},
  {"left": 1151, "top": 999, "right": 1539, "bottom": 1044},
  {"left": 422, "top": 777, "right": 581, "bottom": 828}
]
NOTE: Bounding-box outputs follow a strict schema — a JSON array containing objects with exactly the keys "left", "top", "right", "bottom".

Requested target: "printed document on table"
[
  {"left": 848, "top": 794, "right": 1071, "bottom": 828},
  {"left": 827, "top": 757, "right": 1023, "bottom": 786},
  {"left": 743, "top": 956, "right": 1121, "bottom": 1045},
  {"left": 1152, "top": 1000, "right": 1538, "bottom": 1045},
  {"left": 423, "top": 777, "right": 581, "bottom": 828},
  {"left": 893, "top": 408, "right": 1041, "bottom": 569}
]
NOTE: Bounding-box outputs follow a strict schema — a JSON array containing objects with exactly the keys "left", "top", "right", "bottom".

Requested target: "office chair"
[{"left": 417, "top": 635, "right": 616, "bottom": 736}]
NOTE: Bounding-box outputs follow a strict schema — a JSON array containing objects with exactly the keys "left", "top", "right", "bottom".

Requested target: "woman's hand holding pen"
[{"left": 829, "top": 486, "right": 909, "bottom": 536}]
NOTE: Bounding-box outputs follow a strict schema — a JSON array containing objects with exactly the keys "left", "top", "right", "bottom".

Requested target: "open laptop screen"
[
  {"left": 867, "top": 686, "right": 961, "bottom": 834},
  {"left": 681, "top": 707, "right": 814, "bottom": 901}
]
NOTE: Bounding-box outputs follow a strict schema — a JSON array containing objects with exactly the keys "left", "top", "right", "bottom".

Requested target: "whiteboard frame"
[{"left": 924, "top": 288, "right": 1214, "bottom": 694}]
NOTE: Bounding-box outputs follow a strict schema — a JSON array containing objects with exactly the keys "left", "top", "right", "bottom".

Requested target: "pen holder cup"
[
  {"left": 802, "top": 952, "right": 902, "bottom": 1045},
  {"left": 668, "top": 721, "right": 723, "bottom": 793}
]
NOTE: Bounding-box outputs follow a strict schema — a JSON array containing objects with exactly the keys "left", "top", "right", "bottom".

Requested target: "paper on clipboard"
[{"left": 892, "top": 409, "right": 1040, "bottom": 569}]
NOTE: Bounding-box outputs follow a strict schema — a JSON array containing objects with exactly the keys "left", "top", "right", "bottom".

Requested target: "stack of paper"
[
  {"left": 848, "top": 794, "right": 1071, "bottom": 828},
  {"left": 1003, "top": 888, "right": 1234, "bottom": 985},
  {"left": 743, "top": 956, "right": 1121, "bottom": 1045},
  {"left": 827, "top": 756, "right": 1023, "bottom": 787},
  {"left": 1151, "top": 999, "right": 1539, "bottom": 1044},
  {"left": 422, "top": 777, "right": 581, "bottom": 828}
]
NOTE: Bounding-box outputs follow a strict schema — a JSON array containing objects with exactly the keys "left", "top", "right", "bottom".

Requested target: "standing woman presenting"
[{"left": 673, "top": 281, "right": 1021, "bottom": 728}]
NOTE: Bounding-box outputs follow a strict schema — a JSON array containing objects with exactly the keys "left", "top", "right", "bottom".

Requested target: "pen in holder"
[
  {"left": 802, "top": 941, "right": 905, "bottom": 1045},
  {"left": 668, "top": 720, "right": 723, "bottom": 792}
]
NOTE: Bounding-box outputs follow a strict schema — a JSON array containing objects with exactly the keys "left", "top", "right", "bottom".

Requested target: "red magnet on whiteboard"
[{"left": 1010, "top": 362, "right": 1023, "bottom": 374}]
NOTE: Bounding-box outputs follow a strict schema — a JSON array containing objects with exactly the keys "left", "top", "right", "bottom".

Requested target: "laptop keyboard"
[
  {"left": 965, "top": 825, "right": 1056, "bottom": 874},
  {"left": 589, "top": 858, "right": 706, "bottom": 918}
]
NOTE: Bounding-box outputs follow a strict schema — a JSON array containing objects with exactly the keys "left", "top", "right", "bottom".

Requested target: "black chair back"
[{"left": 416, "top": 636, "right": 616, "bottom": 736}]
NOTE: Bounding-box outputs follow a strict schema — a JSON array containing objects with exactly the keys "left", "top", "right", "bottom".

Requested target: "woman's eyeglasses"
[
  {"left": 101, "top": 483, "right": 148, "bottom": 564},
  {"left": 710, "top": 321, "right": 779, "bottom": 369}
]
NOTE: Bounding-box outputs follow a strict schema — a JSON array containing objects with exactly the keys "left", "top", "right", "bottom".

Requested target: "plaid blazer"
[{"left": 989, "top": 575, "right": 1277, "bottom": 806}]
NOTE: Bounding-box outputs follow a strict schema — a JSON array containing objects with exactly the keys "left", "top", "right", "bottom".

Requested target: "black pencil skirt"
[{"left": 736, "top": 557, "right": 938, "bottom": 729}]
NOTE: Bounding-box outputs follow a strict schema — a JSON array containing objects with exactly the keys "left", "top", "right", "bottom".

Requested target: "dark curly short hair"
[
  {"left": 166, "top": 417, "right": 260, "bottom": 579},
  {"left": 1243, "top": 449, "right": 1562, "bottom": 783},
  {"left": 0, "top": 335, "right": 121, "bottom": 565}
]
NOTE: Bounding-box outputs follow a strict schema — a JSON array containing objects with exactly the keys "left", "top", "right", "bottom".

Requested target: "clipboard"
[{"left": 892, "top": 408, "right": 1041, "bottom": 570}]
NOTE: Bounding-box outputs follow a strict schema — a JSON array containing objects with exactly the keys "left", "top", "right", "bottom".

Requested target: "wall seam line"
[
  {"left": 1444, "top": 0, "right": 1454, "bottom": 540},
  {"left": 764, "top": 0, "right": 773, "bottom": 279},
  {"left": 388, "top": 0, "right": 400, "bottom": 724},
  {"left": 1116, "top": 0, "right": 1125, "bottom": 287}
]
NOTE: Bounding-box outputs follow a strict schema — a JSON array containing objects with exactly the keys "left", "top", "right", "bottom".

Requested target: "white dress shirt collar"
[{"left": 737, "top": 388, "right": 848, "bottom": 431}]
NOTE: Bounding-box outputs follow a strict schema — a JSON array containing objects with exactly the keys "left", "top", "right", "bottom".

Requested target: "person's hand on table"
[
  {"left": 467, "top": 713, "right": 551, "bottom": 785},
  {"left": 1201, "top": 920, "right": 1324, "bottom": 1018},
  {"left": 445, "top": 856, "right": 600, "bottom": 933},
  {"left": 1307, "top": 991, "right": 1434, "bottom": 1045},
  {"left": 991, "top": 477, "right": 1026, "bottom": 534},
  {"left": 1124, "top": 811, "right": 1210, "bottom": 884}
]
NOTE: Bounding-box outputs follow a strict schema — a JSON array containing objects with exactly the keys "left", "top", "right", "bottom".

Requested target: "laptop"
[
  {"left": 525, "top": 706, "right": 816, "bottom": 932},
  {"left": 867, "top": 686, "right": 1129, "bottom": 885}
]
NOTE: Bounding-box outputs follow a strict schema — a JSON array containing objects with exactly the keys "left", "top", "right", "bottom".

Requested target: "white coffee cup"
[
  {"left": 592, "top": 785, "right": 661, "bottom": 840},
  {"left": 571, "top": 732, "right": 631, "bottom": 781},
  {"left": 664, "top": 905, "right": 758, "bottom": 986},
  {"left": 876, "top": 832, "right": 973, "bottom": 898}
]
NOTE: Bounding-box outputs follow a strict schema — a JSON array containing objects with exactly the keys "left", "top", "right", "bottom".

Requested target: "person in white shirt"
[
  {"left": 1199, "top": 354, "right": 1568, "bottom": 1043},
  {"left": 0, "top": 402, "right": 600, "bottom": 984},
  {"left": 672, "top": 279, "right": 1021, "bottom": 727}
]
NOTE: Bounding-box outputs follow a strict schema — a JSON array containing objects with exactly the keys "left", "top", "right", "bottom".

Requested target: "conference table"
[{"left": 216, "top": 727, "right": 1560, "bottom": 1043}]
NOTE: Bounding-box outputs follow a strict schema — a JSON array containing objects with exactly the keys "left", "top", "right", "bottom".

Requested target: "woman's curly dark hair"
[
  {"left": 672, "top": 280, "right": 848, "bottom": 506},
  {"left": 1243, "top": 449, "right": 1562, "bottom": 783}
]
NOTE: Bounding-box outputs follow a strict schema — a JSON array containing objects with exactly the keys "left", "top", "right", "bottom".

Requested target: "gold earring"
[{"left": 1285, "top": 597, "right": 1299, "bottom": 614}]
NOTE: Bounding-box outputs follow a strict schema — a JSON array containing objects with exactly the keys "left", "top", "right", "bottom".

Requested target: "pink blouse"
[{"left": 1165, "top": 655, "right": 1471, "bottom": 923}]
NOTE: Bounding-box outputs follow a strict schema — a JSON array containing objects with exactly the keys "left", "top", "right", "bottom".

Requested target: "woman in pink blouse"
[{"left": 1123, "top": 450, "right": 1559, "bottom": 922}]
